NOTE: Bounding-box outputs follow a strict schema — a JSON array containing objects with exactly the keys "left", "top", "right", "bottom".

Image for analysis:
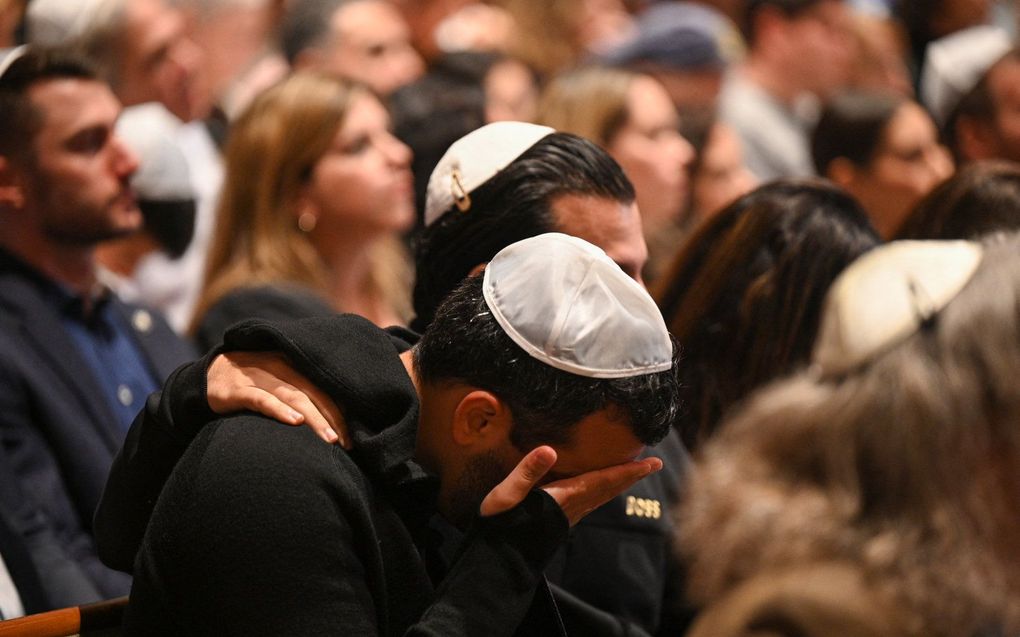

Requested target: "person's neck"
[
  {"left": 94, "top": 233, "right": 158, "bottom": 278},
  {"left": 0, "top": 232, "right": 97, "bottom": 296},
  {"left": 318, "top": 234, "right": 396, "bottom": 325},
  {"left": 741, "top": 56, "right": 801, "bottom": 107}
]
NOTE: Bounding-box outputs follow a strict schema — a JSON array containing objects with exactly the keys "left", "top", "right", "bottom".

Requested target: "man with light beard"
[{"left": 0, "top": 47, "right": 194, "bottom": 605}]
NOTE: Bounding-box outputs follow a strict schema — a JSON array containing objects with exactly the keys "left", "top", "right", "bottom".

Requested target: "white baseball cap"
[
  {"left": 812, "top": 240, "right": 984, "bottom": 376},
  {"left": 424, "top": 121, "right": 554, "bottom": 227},
  {"left": 483, "top": 233, "right": 673, "bottom": 379}
]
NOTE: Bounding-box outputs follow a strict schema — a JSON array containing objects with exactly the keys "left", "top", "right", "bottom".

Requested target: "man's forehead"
[
  {"left": 29, "top": 77, "right": 112, "bottom": 112},
  {"left": 29, "top": 79, "right": 119, "bottom": 130},
  {"left": 545, "top": 407, "right": 645, "bottom": 478}
]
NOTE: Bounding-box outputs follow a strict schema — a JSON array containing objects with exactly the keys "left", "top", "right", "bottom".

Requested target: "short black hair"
[
  {"left": 415, "top": 274, "right": 679, "bottom": 449},
  {"left": 811, "top": 90, "right": 903, "bottom": 174},
  {"left": 390, "top": 52, "right": 495, "bottom": 226},
  {"left": 411, "top": 132, "right": 635, "bottom": 331},
  {"left": 0, "top": 47, "right": 98, "bottom": 160},
  {"left": 279, "top": 0, "right": 347, "bottom": 65},
  {"left": 741, "top": 0, "right": 838, "bottom": 46}
]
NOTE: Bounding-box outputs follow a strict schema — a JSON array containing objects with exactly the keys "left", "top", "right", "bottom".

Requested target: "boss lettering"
[{"left": 625, "top": 496, "right": 661, "bottom": 519}]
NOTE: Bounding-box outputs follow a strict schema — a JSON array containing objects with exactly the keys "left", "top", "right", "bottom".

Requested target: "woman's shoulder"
[{"left": 196, "top": 283, "right": 335, "bottom": 350}]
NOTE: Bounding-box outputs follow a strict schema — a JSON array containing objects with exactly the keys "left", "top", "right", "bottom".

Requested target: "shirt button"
[
  {"left": 132, "top": 309, "right": 153, "bottom": 333},
  {"left": 117, "top": 385, "right": 134, "bottom": 406}
]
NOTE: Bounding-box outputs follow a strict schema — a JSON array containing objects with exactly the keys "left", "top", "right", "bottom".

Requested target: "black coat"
[
  {"left": 110, "top": 316, "right": 570, "bottom": 636},
  {"left": 98, "top": 301, "right": 693, "bottom": 635}
]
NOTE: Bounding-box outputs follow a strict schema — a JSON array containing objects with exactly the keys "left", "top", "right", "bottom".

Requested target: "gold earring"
[{"left": 297, "top": 211, "right": 317, "bottom": 233}]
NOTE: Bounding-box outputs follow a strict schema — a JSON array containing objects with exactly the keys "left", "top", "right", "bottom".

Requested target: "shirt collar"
[{"left": 0, "top": 247, "right": 112, "bottom": 321}]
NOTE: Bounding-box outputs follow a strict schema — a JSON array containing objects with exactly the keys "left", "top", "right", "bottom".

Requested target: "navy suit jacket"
[{"left": 0, "top": 250, "right": 196, "bottom": 605}]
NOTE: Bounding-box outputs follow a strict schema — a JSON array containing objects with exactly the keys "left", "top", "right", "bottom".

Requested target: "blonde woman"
[
  {"left": 191, "top": 72, "right": 414, "bottom": 350},
  {"left": 539, "top": 65, "right": 694, "bottom": 283}
]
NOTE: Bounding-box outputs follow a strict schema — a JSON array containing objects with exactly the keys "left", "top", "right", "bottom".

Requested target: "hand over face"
[
  {"left": 206, "top": 351, "right": 351, "bottom": 448},
  {"left": 479, "top": 446, "right": 663, "bottom": 526}
]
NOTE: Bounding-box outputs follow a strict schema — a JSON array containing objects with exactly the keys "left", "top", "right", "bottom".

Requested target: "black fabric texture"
[{"left": 117, "top": 315, "right": 569, "bottom": 636}]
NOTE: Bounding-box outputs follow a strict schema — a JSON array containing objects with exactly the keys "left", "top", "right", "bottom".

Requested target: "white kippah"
[
  {"left": 812, "top": 240, "right": 984, "bottom": 376},
  {"left": 26, "top": 0, "right": 124, "bottom": 46},
  {"left": 116, "top": 103, "right": 194, "bottom": 202},
  {"left": 483, "top": 233, "right": 673, "bottom": 379},
  {"left": 424, "top": 121, "right": 554, "bottom": 227},
  {"left": 920, "top": 25, "right": 1013, "bottom": 128}
]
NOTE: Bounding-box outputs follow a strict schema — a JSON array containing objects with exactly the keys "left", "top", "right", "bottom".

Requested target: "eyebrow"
[{"left": 63, "top": 123, "right": 110, "bottom": 148}]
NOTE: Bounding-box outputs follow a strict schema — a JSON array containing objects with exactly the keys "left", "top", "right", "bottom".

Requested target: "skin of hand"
[
  {"left": 479, "top": 447, "right": 664, "bottom": 527},
  {"left": 208, "top": 352, "right": 663, "bottom": 525},
  {"left": 206, "top": 351, "right": 351, "bottom": 448}
]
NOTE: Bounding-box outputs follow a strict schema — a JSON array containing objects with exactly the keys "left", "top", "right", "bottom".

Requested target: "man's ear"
[
  {"left": 0, "top": 156, "right": 25, "bottom": 210},
  {"left": 450, "top": 389, "right": 512, "bottom": 449}
]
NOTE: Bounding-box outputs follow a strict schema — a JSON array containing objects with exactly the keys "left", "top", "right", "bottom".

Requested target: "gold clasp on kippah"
[{"left": 451, "top": 168, "right": 471, "bottom": 212}]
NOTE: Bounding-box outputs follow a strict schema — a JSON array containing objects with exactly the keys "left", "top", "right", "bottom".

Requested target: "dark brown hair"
[
  {"left": 896, "top": 160, "right": 1020, "bottom": 240},
  {"left": 680, "top": 234, "right": 1020, "bottom": 636},
  {"left": 653, "top": 179, "right": 879, "bottom": 448}
]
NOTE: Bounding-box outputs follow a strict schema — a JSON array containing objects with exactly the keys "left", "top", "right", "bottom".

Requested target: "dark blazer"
[{"left": 0, "top": 249, "right": 196, "bottom": 604}]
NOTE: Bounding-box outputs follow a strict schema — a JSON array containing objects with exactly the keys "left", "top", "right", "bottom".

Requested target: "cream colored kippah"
[
  {"left": 483, "top": 233, "right": 673, "bottom": 379},
  {"left": 812, "top": 240, "right": 984, "bottom": 376},
  {"left": 424, "top": 121, "right": 554, "bottom": 226}
]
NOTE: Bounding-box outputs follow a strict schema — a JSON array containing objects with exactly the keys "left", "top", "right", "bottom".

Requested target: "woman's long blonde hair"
[{"left": 190, "top": 72, "right": 364, "bottom": 332}]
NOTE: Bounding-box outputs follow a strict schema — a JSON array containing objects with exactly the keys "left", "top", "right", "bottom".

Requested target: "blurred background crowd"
[{"left": 3, "top": 0, "right": 1020, "bottom": 634}]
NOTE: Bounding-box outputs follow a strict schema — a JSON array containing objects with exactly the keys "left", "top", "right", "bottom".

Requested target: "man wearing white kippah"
[
  {"left": 107, "top": 234, "right": 678, "bottom": 635},
  {"left": 98, "top": 122, "right": 692, "bottom": 635}
]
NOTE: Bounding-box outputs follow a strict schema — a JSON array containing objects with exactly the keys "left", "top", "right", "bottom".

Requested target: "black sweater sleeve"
[{"left": 93, "top": 348, "right": 219, "bottom": 572}]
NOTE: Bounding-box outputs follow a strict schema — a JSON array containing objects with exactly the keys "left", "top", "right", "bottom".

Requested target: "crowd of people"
[{"left": 0, "top": 0, "right": 1019, "bottom": 634}]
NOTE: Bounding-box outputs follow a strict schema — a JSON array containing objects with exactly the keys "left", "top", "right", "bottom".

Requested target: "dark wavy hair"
[
  {"left": 411, "top": 132, "right": 635, "bottom": 332},
  {"left": 896, "top": 160, "right": 1020, "bottom": 240},
  {"left": 415, "top": 275, "right": 679, "bottom": 449},
  {"left": 654, "top": 179, "right": 880, "bottom": 448}
]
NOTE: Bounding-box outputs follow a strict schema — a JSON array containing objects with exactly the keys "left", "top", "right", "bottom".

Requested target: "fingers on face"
[{"left": 545, "top": 458, "right": 662, "bottom": 526}]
